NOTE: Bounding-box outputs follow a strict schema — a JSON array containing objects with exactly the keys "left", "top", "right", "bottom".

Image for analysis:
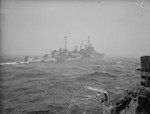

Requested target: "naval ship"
[{"left": 24, "top": 36, "right": 105, "bottom": 63}]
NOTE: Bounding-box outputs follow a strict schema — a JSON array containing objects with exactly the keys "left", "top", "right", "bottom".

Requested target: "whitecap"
[
  {"left": 0, "top": 62, "right": 17, "bottom": 65},
  {"left": 20, "top": 61, "right": 30, "bottom": 64}
]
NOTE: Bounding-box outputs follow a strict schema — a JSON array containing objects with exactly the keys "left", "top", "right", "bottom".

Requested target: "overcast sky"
[{"left": 1, "top": 0, "right": 150, "bottom": 57}]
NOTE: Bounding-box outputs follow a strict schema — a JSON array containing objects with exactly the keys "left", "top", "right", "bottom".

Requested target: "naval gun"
[
  {"left": 68, "top": 56, "right": 150, "bottom": 114},
  {"left": 107, "top": 56, "right": 150, "bottom": 114},
  {"left": 106, "top": 56, "right": 150, "bottom": 114},
  {"left": 109, "top": 56, "right": 150, "bottom": 114}
]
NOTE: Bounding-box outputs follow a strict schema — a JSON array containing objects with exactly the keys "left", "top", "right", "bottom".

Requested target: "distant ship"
[{"left": 24, "top": 36, "right": 105, "bottom": 63}]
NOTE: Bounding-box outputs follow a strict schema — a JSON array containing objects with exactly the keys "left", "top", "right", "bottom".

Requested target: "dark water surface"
[{"left": 0, "top": 57, "right": 140, "bottom": 114}]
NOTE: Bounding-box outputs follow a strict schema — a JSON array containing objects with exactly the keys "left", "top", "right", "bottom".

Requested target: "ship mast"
[
  {"left": 88, "top": 36, "right": 90, "bottom": 46},
  {"left": 65, "top": 35, "right": 67, "bottom": 50}
]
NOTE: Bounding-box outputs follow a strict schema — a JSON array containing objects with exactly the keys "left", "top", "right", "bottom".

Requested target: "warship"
[{"left": 24, "top": 36, "right": 105, "bottom": 63}]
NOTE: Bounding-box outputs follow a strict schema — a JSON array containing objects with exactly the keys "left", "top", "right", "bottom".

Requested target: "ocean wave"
[
  {"left": 87, "top": 71, "right": 117, "bottom": 78},
  {"left": 0, "top": 62, "right": 17, "bottom": 65},
  {"left": 1, "top": 58, "right": 139, "bottom": 114},
  {"left": 0, "top": 61, "right": 30, "bottom": 66},
  {"left": 20, "top": 61, "right": 30, "bottom": 64},
  {"left": 23, "top": 102, "right": 102, "bottom": 114},
  {"left": 105, "top": 68, "right": 123, "bottom": 74},
  {"left": 75, "top": 71, "right": 118, "bottom": 83}
]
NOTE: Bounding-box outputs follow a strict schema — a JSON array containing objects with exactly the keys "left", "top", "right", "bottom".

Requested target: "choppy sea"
[{"left": 0, "top": 56, "right": 141, "bottom": 114}]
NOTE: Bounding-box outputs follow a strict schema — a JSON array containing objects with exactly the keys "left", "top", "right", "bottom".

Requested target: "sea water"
[{"left": 0, "top": 56, "right": 140, "bottom": 114}]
